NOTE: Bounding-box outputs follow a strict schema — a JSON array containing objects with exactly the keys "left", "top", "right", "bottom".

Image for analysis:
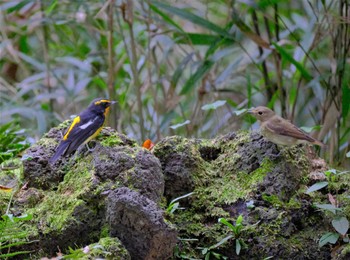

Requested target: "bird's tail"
[
  {"left": 49, "top": 141, "right": 70, "bottom": 164},
  {"left": 313, "top": 140, "right": 327, "bottom": 148}
]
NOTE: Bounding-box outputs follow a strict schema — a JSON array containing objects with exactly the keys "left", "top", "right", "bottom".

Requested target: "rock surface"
[
  {"left": 17, "top": 124, "right": 173, "bottom": 259},
  {"left": 8, "top": 125, "right": 348, "bottom": 259},
  {"left": 107, "top": 187, "right": 177, "bottom": 260}
]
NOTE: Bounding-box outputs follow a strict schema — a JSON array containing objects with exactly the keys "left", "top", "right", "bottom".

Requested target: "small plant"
[
  {"left": 316, "top": 205, "right": 349, "bottom": 247},
  {"left": 166, "top": 192, "right": 194, "bottom": 214},
  {"left": 0, "top": 122, "right": 30, "bottom": 164},
  {"left": 0, "top": 213, "right": 33, "bottom": 258},
  {"left": 306, "top": 169, "right": 349, "bottom": 194},
  {"left": 218, "top": 215, "right": 245, "bottom": 255},
  {"left": 306, "top": 169, "right": 350, "bottom": 247},
  {"left": 200, "top": 215, "right": 246, "bottom": 259}
]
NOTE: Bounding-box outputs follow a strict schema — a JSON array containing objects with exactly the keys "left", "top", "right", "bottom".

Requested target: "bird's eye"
[{"left": 258, "top": 111, "right": 263, "bottom": 115}]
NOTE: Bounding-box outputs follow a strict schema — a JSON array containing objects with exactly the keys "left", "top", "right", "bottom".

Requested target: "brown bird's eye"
[{"left": 258, "top": 111, "right": 263, "bottom": 115}]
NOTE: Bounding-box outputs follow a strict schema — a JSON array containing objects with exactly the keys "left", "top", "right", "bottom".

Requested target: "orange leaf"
[{"left": 142, "top": 139, "right": 155, "bottom": 150}]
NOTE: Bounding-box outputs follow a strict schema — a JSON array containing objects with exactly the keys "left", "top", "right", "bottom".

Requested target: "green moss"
[
  {"left": 99, "top": 132, "right": 124, "bottom": 147},
  {"left": 196, "top": 159, "right": 270, "bottom": 211},
  {"left": 262, "top": 194, "right": 301, "bottom": 209},
  {"left": 63, "top": 237, "right": 130, "bottom": 260},
  {"left": 340, "top": 243, "right": 350, "bottom": 256},
  {"left": 281, "top": 145, "right": 310, "bottom": 177},
  {"left": 25, "top": 161, "right": 93, "bottom": 235},
  {"left": 100, "top": 224, "right": 110, "bottom": 238}
]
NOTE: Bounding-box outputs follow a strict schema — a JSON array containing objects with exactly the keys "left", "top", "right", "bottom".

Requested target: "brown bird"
[{"left": 248, "top": 106, "right": 325, "bottom": 147}]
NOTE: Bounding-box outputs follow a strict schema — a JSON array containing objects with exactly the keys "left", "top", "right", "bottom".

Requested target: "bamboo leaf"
[
  {"left": 174, "top": 33, "right": 234, "bottom": 46},
  {"left": 180, "top": 60, "right": 214, "bottom": 95},
  {"left": 342, "top": 74, "right": 350, "bottom": 118},
  {"left": 201, "top": 100, "right": 226, "bottom": 111},
  {"left": 170, "top": 120, "right": 190, "bottom": 129},
  {"left": 151, "top": 1, "right": 231, "bottom": 38},
  {"left": 232, "top": 14, "right": 270, "bottom": 49},
  {"left": 149, "top": 3, "right": 184, "bottom": 32},
  {"left": 272, "top": 42, "right": 312, "bottom": 80},
  {"left": 171, "top": 53, "right": 194, "bottom": 89}
]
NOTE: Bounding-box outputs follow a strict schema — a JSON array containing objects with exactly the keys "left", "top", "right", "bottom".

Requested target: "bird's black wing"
[{"left": 64, "top": 114, "right": 105, "bottom": 155}]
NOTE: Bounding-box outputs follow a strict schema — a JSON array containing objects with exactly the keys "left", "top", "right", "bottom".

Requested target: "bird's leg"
[
  {"left": 85, "top": 141, "right": 98, "bottom": 152},
  {"left": 266, "top": 143, "right": 282, "bottom": 160},
  {"left": 68, "top": 145, "right": 86, "bottom": 164}
]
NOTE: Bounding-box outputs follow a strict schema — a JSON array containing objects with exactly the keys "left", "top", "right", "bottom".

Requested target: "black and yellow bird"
[{"left": 49, "top": 98, "right": 116, "bottom": 164}]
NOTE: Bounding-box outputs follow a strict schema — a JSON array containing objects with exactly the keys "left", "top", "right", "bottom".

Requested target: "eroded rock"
[
  {"left": 107, "top": 187, "right": 177, "bottom": 260},
  {"left": 18, "top": 124, "right": 171, "bottom": 258}
]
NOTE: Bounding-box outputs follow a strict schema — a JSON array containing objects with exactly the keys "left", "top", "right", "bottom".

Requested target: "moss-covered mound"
[
  {"left": 16, "top": 122, "right": 176, "bottom": 259},
  {"left": 3, "top": 124, "right": 350, "bottom": 259},
  {"left": 153, "top": 132, "right": 334, "bottom": 259}
]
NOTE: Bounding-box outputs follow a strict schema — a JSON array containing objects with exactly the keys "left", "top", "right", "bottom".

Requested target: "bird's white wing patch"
[{"left": 79, "top": 118, "right": 96, "bottom": 129}]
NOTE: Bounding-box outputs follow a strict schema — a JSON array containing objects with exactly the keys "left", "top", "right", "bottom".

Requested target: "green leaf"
[
  {"left": 180, "top": 60, "right": 214, "bottom": 95},
  {"left": 236, "top": 215, "right": 243, "bottom": 225},
  {"left": 319, "top": 232, "right": 339, "bottom": 247},
  {"left": 149, "top": 3, "right": 184, "bottom": 32},
  {"left": 170, "top": 120, "right": 190, "bottom": 129},
  {"left": 169, "top": 202, "right": 179, "bottom": 214},
  {"left": 0, "top": 250, "right": 33, "bottom": 258},
  {"left": 271, "top": 42, "right": 312, "bottom": 81},
  {"left": 300, "top": 125, "right": 322, "bottom": 133},
  {"left": 332, "top": 216, "right": 349, "bottom": 235},
  {"left": 342, "top": 77, "right": 350, "bottom": 119},
  {"left": 305, "top": 181, "right": 328, "bottom": 193},
  {"left": 201, "top": 100, "right": 227, "bottom": 110},
  {"left": 169, "top": 192, "right": 194, "bottom": 205},
  {"left": 232, "top": 14, "right": 270, "bottom": 49},
  {"left": 170, "top": 53, "right": 194, "bottom": 89},
  {"left": 45, "top": 0, "right": 57, "bottom": 15},
  {"left": 151, "top": 1, "right": 232, "bottom": 38},
  {"left": 325, "top": 169, "right": 337, "bottom": 176},
  {"left": 174, "top": 33, "right": 229, "bottom": 45},
  {"left": 314, "top": 203, "right": 342, "bottom": 214},
  {"left": 218, "top": 218, "right": 235, "bottom": 232},
  {"left": 236, "top": 239, "right": 241, "bottom": 255},
  {"left": 208, "top": 234, "right": 233, "bottom": 250},
  {"left": 2, "top": 0, "right": 31, "bottom": 13},
  {"left": 234, "top": 109, "right": 248, "bottom": 116}
]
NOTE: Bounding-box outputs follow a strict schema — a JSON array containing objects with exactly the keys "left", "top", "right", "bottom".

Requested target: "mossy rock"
[
  {"left": 61, "top": 237, "right": 131, "bottom": 260},
  {"left": 15, "top": 124, "right": 174, "bottom": 258},
  {"left": 7, "top": 125, "right": 350, "bottom": 259},
  {"left": 154, "top": 131, "right": 332, "bottom": 259}
]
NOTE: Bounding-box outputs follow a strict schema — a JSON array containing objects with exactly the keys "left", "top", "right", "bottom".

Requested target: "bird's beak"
[
  {"left": 110, "top": 101, "right": 117, "bottom": 105},
  {"left": 247, "top": 108, "right": 255, "bottom": 114}
]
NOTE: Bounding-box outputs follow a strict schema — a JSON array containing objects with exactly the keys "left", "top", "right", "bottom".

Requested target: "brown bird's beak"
[{"left": 247, "top": 107, "right": 255, "bottom": 114}]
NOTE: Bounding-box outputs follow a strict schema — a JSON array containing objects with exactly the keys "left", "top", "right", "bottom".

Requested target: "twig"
[
  {"left": 40, "top": 0, "right": 54, "bottom": 120},
  {"left": 120, "top": 0, "right": 145, "bottom": 141},
  {"left": 107, "top": 0, "right": 118, "bottom": 129}
]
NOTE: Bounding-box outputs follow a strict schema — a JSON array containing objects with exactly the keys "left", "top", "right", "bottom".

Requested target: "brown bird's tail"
[{"left": 312, "top": 140, "right": 327, "bottom": 148}]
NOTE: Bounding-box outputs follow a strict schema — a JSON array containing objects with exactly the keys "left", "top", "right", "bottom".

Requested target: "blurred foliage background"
[{"left": 0, "top": 0, "right": 349, "bottom": 165}]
